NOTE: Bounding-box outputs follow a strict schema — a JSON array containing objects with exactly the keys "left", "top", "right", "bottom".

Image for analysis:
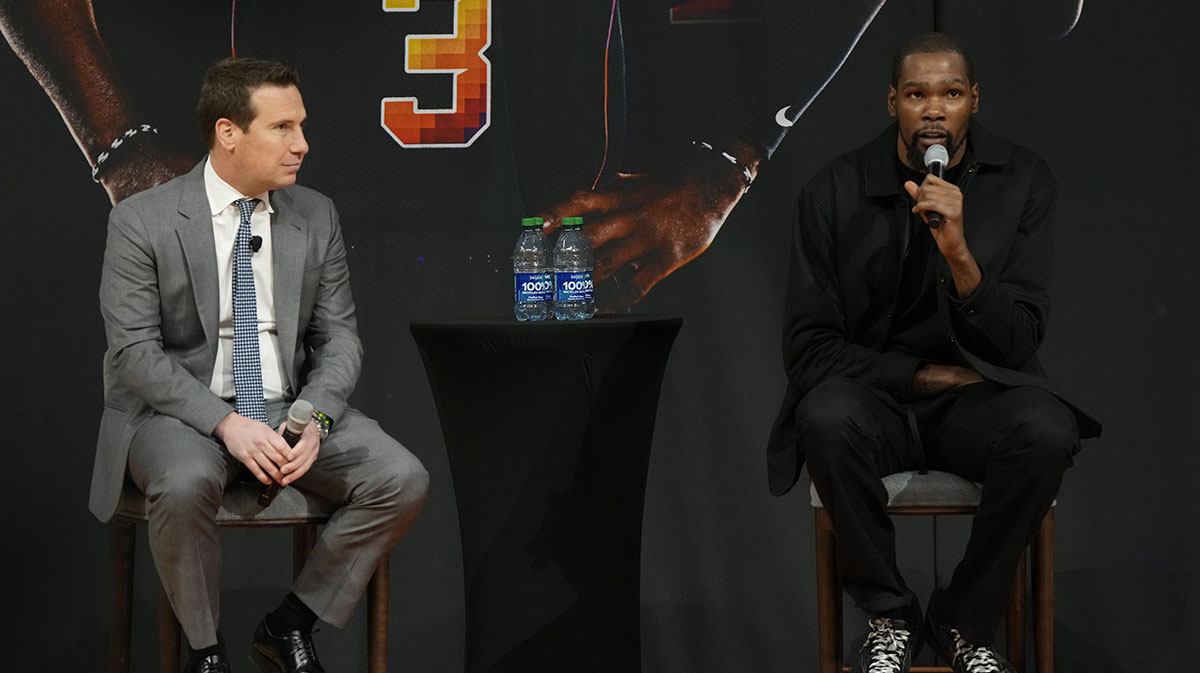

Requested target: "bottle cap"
[
  {"left": 521, "top": 217, "right": 545, "bottom": 227},
  {"left": 563, "top": 216, "right": 584, "bottom": 227}
]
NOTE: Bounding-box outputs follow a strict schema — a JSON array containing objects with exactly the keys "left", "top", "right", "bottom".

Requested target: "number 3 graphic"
[{"left": 381, "top": 0, "right": 491, "bottom": 148}]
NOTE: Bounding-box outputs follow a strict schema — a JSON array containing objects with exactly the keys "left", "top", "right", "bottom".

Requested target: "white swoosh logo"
[{"left": 776, "top": 105, "right": 794, "bottom": 128}]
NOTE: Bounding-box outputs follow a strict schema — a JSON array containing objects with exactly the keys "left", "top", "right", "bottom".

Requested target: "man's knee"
[
  {"left": 129, "top": 415, "right": 227, "bottom": 518},
  {"left": 797, "top": 378, "right": 882, "bottom": 468},
  {"left": 371, "top": 447, "right": 430, "bottom": 517},
  {"left": 993, "top": 389, "right": 1079, "bottom": 476},
  {"left": 149, "top": 470, "right": 224, "bottom": 518}
]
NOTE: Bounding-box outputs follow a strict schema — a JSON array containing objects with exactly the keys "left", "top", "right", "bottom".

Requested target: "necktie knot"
[{"left": 236, "top": 198, "right": 261, "bottom": 224}]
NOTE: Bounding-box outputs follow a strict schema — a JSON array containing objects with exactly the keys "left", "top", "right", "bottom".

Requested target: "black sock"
[
  {"left": 188, "top": 633, "right": 226, "bottom": 661},
  {"left": 266, "top": 592, "right": 319, "bottom": 634}
]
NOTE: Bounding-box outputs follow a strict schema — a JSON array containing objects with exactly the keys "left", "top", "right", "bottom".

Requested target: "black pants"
[{"left": 800, "top": 378, "right": 1079, "bottom": 643}]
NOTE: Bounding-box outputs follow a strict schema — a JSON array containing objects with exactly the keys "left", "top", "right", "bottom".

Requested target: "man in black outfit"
[{"left": 766, "top": 33, "right": 1100, "bottom": 673}]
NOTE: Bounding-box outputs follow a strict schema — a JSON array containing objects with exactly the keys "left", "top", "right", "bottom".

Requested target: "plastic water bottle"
[
  {"left": 513, "top": 216, "right": 552, "bottom": 321},
  {"left": 552, "top": 216, "right": 596, "bottom": 320}
]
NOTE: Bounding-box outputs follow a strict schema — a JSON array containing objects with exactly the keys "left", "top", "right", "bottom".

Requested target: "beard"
[{"left": 903, "top": 129, "right": 965, "bottom": 173}]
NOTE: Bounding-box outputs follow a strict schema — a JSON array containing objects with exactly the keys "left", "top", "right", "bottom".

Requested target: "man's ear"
[
  {"left": 214, "top": 118, "right": 239, "bottom": 151},
  {"left": 887, "top": 86, "right": 897, "bottom": 117},
  {"left": 971, "top": 83, "right": 980, "bottom": 114}
]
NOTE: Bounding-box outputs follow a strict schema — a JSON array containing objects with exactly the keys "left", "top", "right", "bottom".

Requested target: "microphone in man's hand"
[
  {"left": 250, "top": 235, "right": 263, "bottom": 253},
  {"left": 922, "top": 143, "right": 950, "bottom": 228},
  {"left": 257, "top": 399, "right": 314, "bottom": 507}
]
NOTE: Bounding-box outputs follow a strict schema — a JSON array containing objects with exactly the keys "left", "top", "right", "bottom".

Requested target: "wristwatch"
[{"left": 311, "top": 409, "right": 333, "bottom": 440}]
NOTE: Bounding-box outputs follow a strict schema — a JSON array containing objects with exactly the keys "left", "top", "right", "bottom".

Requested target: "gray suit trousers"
[{"left": 127, "top": 398, "right": 429, "bottom": 649}]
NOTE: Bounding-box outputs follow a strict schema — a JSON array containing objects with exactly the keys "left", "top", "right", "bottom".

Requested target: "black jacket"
[{"left": 767, "top": 121, "right": 1100, "bottom": 496}]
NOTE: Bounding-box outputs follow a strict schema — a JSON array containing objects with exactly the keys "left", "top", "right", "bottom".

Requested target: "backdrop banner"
[{"left": 2, "top": 1, "right": 1196, "bottom": 671}]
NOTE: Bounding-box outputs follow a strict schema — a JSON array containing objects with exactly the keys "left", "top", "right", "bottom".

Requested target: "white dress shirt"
[{"left": 204, "top": 158, "right": 287, "bottom": 401}]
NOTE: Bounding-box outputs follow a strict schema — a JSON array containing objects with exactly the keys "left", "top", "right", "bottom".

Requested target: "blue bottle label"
[
  {"left": 555, "top": 270, "right": 593, "bottom": 302},
  {"left": 515, "top": 271, "right": 553, "bottom": 303}
]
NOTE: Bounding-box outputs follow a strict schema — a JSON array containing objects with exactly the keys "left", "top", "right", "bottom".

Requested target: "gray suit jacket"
[{"left": 90, "top": 160, "right": 362, "bottom": 522}]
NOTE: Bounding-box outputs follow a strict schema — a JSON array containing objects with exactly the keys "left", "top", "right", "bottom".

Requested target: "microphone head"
[
  {"left": 285, "top": 399, "right": 314, "bottom": 433},
  {"left": 250, "top": 235, "right": 263, "bottom": 253},
  {"left": 923, "top": 144, "right": 950, "bottom": 170}
]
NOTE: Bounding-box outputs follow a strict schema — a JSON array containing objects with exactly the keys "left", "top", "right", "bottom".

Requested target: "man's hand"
[
  {"left": 904, "top": 174, "right": 966, "bottom": 253},
  {"left": 275, "top": 420, "right": 322, "bottom": 487},
  {"left": 911, "top": 363, "right": 984, "bottom": 397},
  {"left": 540, "top": 141, "right": 762, "bottom": 311},
  {"left": 904, "top": 175, "right": 982, "bottom": 298},
  {"left": 214, "top": 412, "right": 292, "bottom": 486}
]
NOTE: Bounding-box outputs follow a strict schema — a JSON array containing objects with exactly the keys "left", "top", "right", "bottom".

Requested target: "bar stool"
[
  {"left": 108, "top": 480, "right": 390, "bottom": 673},
  {"left": 811, "top": 470, "right": 1054, "bottom": 673}
]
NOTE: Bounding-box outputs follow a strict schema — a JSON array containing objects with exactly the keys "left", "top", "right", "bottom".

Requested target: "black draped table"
[{"left": 410, "top": 315, "right": 683, "bottom": 673}]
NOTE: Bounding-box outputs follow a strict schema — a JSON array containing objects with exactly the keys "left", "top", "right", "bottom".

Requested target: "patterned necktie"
[{"left": 232, "top": 198, "right": 268, "bottom": 423}]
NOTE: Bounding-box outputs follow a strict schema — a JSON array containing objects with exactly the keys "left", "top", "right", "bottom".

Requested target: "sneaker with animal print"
[
  {"left": 926, "top": 622, "right": 1016, "bottom": 673},
  {"left": 851, "top": 617, "right": 920, "bottom": 673}
]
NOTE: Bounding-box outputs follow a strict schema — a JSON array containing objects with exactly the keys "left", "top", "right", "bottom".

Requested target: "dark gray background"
[{"left": 2, "top": 1, "right": 1195, "bottom": 670}]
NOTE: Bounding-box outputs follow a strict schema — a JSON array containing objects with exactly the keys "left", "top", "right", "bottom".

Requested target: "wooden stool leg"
[
  {"left": 1006, "top": 551, "right": 1027, "bottom": 673},
  {"left": 815, "top": 507, "right": 842, "bottom": 673},
  {"left": 368, "top": 554, "right": 390, "bottom": 673},
  {"left": 1032, "top": 510, "right": 1054, "bottom": 673},
  {"left": 109, "top": 522, "right": 135, "bottom": 673},
  {"left": 157, "top": 580, "right": 181, "bottom": 673}
]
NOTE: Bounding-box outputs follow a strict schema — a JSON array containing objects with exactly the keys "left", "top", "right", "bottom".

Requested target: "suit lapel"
[
  {"left": 175, "top": 162, "right": 221, "bottom": 356},
  {"left": 270, "top": 189, "right": 305, "bottom": 388}
]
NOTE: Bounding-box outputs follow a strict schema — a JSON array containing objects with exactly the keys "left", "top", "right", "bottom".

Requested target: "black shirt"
[{"left": 884, "top": 151, "right": 971, "bottom": 365}]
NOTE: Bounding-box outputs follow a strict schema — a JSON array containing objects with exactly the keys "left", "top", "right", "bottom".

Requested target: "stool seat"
[
  {"left": 108, "top": 480, "right": 390, "bottom": 673},
  {"left": 810, "top": 470, "right": 1055, "bottom": 673},
  {"left": 115, "top": 479, "right": 338, "bottom": 525},
  {"left": 810, "top": 471, "right": 984, "bottom": 509}
]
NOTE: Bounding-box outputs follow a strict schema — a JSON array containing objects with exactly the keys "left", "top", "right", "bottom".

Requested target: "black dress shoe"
[
  {"left": 185, "top": 653, "right": 232, "bottom": 673},
  {"left": 250, "top": 619, "right": 325, "bottom": 673}
]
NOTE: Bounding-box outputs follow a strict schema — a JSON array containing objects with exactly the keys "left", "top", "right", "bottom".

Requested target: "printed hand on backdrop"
[
  {"left": 0, "top": 0, "right": 195, "bottom": 204},
  {"left": 539, "top": 139, "right": 764, "bottom": 312}
]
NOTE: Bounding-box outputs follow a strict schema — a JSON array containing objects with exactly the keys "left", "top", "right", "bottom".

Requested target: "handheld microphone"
[
  {"left": 250, "top": 235, "right": 263, "bottom": 253},
  {"left": 257, "top": 399, "right": 314, "bottom": 507},
  {"left": 922, "top": 144, "right": 950, "bottom": 228}
]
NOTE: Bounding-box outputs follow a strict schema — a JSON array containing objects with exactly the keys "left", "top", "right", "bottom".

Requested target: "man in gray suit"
[{"left": 90, "top": 57, "right": 429, "bottom": 673}]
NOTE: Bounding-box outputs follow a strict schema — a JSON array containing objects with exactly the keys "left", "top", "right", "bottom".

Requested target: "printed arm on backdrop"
[
  {"left": 539, "top": 0, "right": 887, "bottom": 311},
  {"left": 0, "top": 0, "right": 193, "bottom": 204},
  {"left": 540, "top": 137, "right": 765, "bottom": 310}
]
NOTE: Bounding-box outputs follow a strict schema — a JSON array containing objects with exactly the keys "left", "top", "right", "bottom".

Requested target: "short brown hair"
[{"left": 197, "top": 57, "right": 300, "bottom": 148}]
